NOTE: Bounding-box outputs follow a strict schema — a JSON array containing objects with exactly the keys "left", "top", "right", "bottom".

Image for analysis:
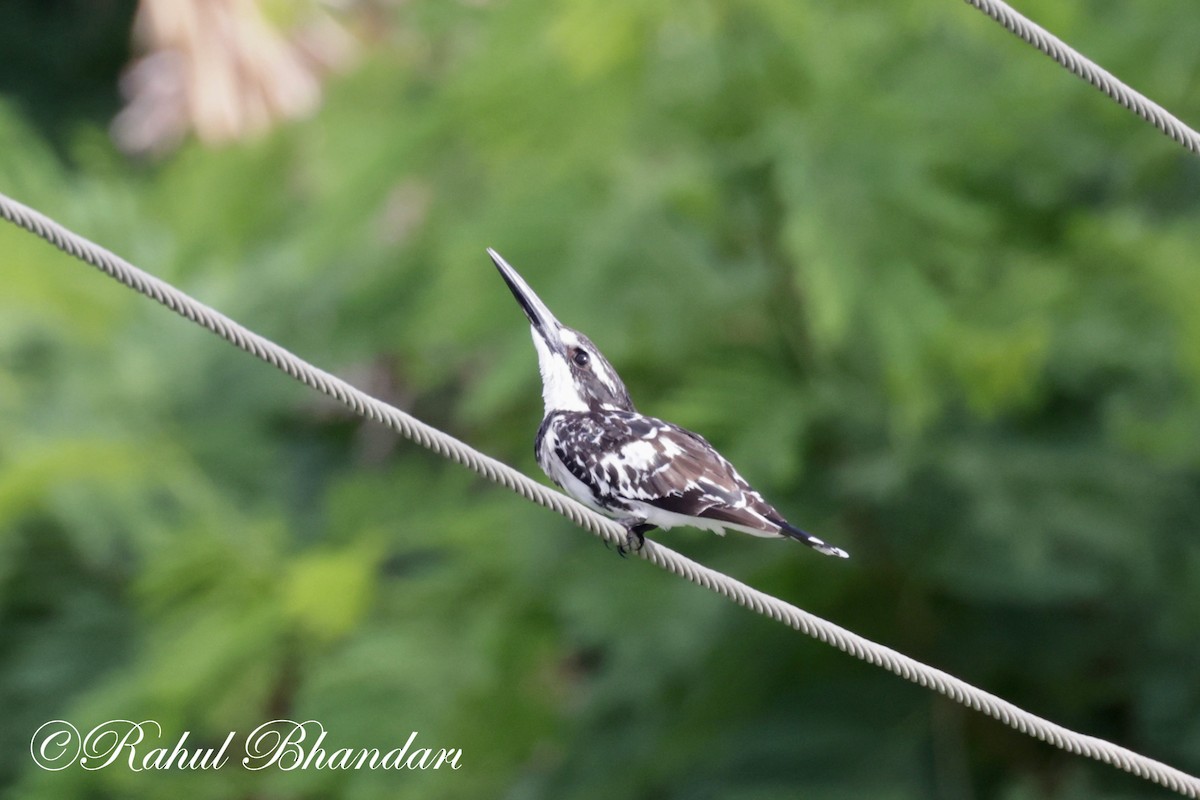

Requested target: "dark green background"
[{"left": 1, "top": 1, "right": 1198, "bottom": 797}]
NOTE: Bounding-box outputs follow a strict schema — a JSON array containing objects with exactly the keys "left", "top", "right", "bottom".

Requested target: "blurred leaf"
[{"left": 284, "top": 541, "right": 382, "bottom": 643}]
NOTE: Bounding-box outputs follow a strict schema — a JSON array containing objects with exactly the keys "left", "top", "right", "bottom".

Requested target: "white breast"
[{"left": 537, "top": 420, "right": 608, "bottom": 515}]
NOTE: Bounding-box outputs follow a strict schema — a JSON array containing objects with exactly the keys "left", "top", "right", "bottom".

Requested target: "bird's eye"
[{"left": 572, "top": 349, "right": 590, "bottom": 367}]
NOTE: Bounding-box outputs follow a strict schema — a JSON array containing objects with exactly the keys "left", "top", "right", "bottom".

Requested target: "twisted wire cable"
[
  {"left": 963, "top": 0, "right": 1200, "bottom": 154},
  {"left": 3, "top": 190, "right": 1197, "bottom": 795}
]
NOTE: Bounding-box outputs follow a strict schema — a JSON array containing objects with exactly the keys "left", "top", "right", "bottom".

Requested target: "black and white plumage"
[{"left": 489, "top": 248, "right": 848, "bottom": 559}]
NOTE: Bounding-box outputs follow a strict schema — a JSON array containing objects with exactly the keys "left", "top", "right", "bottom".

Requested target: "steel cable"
[{"left": 3, "top": 190, "right": 1197, "bottom": 795}]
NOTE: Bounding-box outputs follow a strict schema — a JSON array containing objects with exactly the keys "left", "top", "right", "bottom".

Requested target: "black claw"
[
  {"left": 613, "top": 520, "right": 653, "bottom": 558},
  {"left": 624, "top": 529, "right": 645, "bottom": 554}
]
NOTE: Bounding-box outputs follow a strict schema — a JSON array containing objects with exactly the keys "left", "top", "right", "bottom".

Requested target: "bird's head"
[{"left": 489, "top": 248, "right": 634, "bottom": 415}]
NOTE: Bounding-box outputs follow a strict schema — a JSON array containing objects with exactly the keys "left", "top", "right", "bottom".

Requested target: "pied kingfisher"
[{"left": 489, "top": 249, "right": 848, "bottom": 559}]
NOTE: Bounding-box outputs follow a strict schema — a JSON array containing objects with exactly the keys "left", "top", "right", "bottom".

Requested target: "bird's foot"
[
  {"left": 615, "top": 531, "right": 642, "bottom": 558},
  {"left": 614, "top": 520, "right": 653, "bottom": 557}
]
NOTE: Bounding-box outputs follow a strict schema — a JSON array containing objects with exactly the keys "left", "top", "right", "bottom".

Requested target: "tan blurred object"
[{"left": 112, "top": 0, "right": 357, "bottom": 156}]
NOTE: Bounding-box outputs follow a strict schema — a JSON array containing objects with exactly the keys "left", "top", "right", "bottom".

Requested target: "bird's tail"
[{"left": 779, "top": 522, "right": 849, "bottom": 559}]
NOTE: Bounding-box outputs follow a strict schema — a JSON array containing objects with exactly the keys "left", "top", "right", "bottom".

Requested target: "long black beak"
[{"left": 488, "top": 248, "right": 565, "bottom": 351}]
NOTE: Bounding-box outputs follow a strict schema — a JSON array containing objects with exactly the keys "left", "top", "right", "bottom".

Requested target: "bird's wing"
[
  {"left": 553, "top": 411, "right": 785, "bottom": 532},
  {"left": 635, "top": 423, "right": 785, "bottom": 532}
]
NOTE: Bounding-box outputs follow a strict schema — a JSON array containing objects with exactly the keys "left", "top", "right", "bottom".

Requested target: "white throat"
[{"left": 532, "top": 328, "right": 588, "bottom": 415}]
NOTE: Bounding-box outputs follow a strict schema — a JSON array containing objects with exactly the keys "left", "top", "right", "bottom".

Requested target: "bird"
[{"left": 488, "top": 248, "right": 848, "bottom": 560}]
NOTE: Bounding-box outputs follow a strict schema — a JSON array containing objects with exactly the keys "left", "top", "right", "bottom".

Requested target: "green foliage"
[{"left": 2, "top": 1, "right": 1199, "bottom": 798}]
